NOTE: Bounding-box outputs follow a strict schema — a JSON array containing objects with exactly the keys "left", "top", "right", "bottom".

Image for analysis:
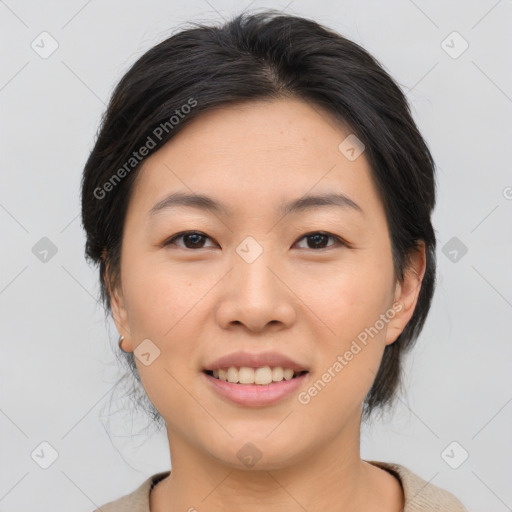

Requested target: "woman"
[{"left": 81, "top": 10, "right": 467, "bottom": 511}]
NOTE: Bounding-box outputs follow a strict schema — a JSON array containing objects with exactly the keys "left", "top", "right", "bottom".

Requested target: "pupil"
[
  {"left": 309, "top": 234, "right": 327, "bottom": 249},
  {"left": 186, "top": 233, "right": 204, "bottom": 248}
]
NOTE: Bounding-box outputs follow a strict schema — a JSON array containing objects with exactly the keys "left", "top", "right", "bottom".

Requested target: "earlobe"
[
  {"left": 104, "top": 269, "right": 132, "bottom": 350},
  {"left": 385, "top": 242, "right": 427, "bottom": 345}
]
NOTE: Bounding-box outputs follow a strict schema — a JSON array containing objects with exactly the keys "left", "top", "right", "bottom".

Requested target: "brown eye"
[
  {"left": 294, "top": 232, "right": 344, "bottom": 250},
  {"left": 164, "top": 231, "right": 216, "bottom": 249},
  {"left": 164, "top": 231, "right": 346, "bottom": 251}
]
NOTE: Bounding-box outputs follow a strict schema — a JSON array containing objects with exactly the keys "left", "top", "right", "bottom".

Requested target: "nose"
[{"left": 215, "top": 248, "right": 297, "bottom": 333}]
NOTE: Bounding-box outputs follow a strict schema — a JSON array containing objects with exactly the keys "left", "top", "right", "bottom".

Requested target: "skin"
[{"left": 109, "top": 97, "right": 426, "bottom": 512}]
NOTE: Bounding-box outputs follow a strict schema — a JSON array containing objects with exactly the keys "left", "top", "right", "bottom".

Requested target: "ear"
[
  {"left": 104, "top": 263, "right": 133, "bottom": 351},
  {"left": 384, "top": 241, "right": 427, "bottom": 346}
]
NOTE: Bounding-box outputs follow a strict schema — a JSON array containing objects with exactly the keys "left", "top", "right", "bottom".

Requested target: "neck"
[{"left": 150, "top": 414, "right": 403, "bottom": 512}]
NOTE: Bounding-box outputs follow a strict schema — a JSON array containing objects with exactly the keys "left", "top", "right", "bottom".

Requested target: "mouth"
[
  {"left": 202, "top": 367, "right": 310, "bottom": 407},
  {"left": 202, "top": 367, "right": 309, "bottom": 385}
]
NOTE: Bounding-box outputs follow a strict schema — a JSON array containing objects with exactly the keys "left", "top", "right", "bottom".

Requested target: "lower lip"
[{"left": 202, "top": 371, "right": 309, "bottom": 407}]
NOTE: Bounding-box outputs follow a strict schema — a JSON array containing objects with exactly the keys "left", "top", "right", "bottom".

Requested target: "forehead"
[{"left": 128, "top": 97, "right": 383, "bottom": 219}]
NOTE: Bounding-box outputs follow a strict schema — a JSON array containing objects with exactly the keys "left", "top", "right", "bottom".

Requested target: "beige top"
[{"left": 93, "top": 461, "right": 467, "bottom": 511}]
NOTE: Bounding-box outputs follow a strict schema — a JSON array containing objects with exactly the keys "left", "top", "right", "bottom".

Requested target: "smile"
[
  {"left": 202, "top": 369, "right": 309, "bottom": 407},
  {"left": 204, "top": 366, "right": 308, "bottom": 385}
]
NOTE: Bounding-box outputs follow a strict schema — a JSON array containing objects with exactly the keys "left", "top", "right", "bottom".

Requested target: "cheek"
[
  {"left": 121, "top": 256, "right": 202, "bottom": 338},
  {"left": 300, "top": 256, "right": 394, "bottom": 406},
  {"left": 120, "top": 262, "right": 205, "bottom": 418},
  {"left": 297, "top": 275, "right": 391, "bottom": 423},
  {"left": 312, "top": 261, "right": 394, "bottom": 343}
]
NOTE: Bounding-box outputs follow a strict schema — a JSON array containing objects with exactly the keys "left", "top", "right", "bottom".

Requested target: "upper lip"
[{"left": 203, "top": 351, "right": 309, "bottom": 372}]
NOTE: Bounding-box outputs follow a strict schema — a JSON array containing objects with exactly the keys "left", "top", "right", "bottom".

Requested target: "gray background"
[{"left": 1, "top": 0, "right": 511, "bottom": 510}]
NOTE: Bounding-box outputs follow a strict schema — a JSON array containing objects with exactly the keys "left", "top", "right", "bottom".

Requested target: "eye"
[
  {"left": 294, "top": 231, "right": 345, "bottom": 250},
  {"left": 163, "top": 231, "right": 217, "bottom": 249},
  {"left": 163, "top": 230, "right": 347, "bottom": 251}
]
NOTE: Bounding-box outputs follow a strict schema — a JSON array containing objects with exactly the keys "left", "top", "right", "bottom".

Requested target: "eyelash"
[{"left": 163, "top": 230, "right": 349, "bottom": 251}]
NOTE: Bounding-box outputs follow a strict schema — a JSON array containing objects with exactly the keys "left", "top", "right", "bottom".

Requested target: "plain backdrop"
[{"left": 1, "top": 1, "right": 511, "bottom": 511}]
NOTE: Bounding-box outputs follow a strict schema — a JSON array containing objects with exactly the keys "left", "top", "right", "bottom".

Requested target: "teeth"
[
  {"left": 209, "top": 366, "right": 301, "bottom": 385},
  {"left": 272, "top": 366, "right": 284, "bottom": 381},
  {"left": 227, "top": 367, "right": 238, "bottom": 383}
]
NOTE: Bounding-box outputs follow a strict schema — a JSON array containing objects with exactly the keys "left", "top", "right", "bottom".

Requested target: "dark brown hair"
[{"left": 81, "top": 10, "right": 436, "bottom": 425}]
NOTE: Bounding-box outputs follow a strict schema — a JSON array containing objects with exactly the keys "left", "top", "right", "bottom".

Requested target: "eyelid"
[
  {"left": 163, "top": 230, "right": 217, "bottom": 248},
  {"left": 163, "top": 230, "right": 350, "bottom": 250},
  {"left": 294, "top": 231, "right": 350, "bottom": 249}
]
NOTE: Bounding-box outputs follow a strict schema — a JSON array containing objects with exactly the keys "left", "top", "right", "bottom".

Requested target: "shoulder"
[
  {"left": 367, "top": 460, "right": 467, "bottom": 511},
  {"left": 90, "top": 471, "right": 170, "bottom": 512}
]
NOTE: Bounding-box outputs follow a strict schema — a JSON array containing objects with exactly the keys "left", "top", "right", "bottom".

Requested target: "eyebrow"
[{"left": 148, "top": 191, "right": 363, "bottom": 218}]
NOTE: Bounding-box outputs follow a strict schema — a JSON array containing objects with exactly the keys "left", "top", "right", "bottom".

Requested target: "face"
[{"left": 110, "top": 97, "right": 424, "bottom": 470}]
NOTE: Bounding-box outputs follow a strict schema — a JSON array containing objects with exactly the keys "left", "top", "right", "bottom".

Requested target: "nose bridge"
[
  {"left": 233, "top": 236, "right": 280, "bottom": 304},
  {"left": 215, "top": 236, "right": 296, "bottom": 331}
]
